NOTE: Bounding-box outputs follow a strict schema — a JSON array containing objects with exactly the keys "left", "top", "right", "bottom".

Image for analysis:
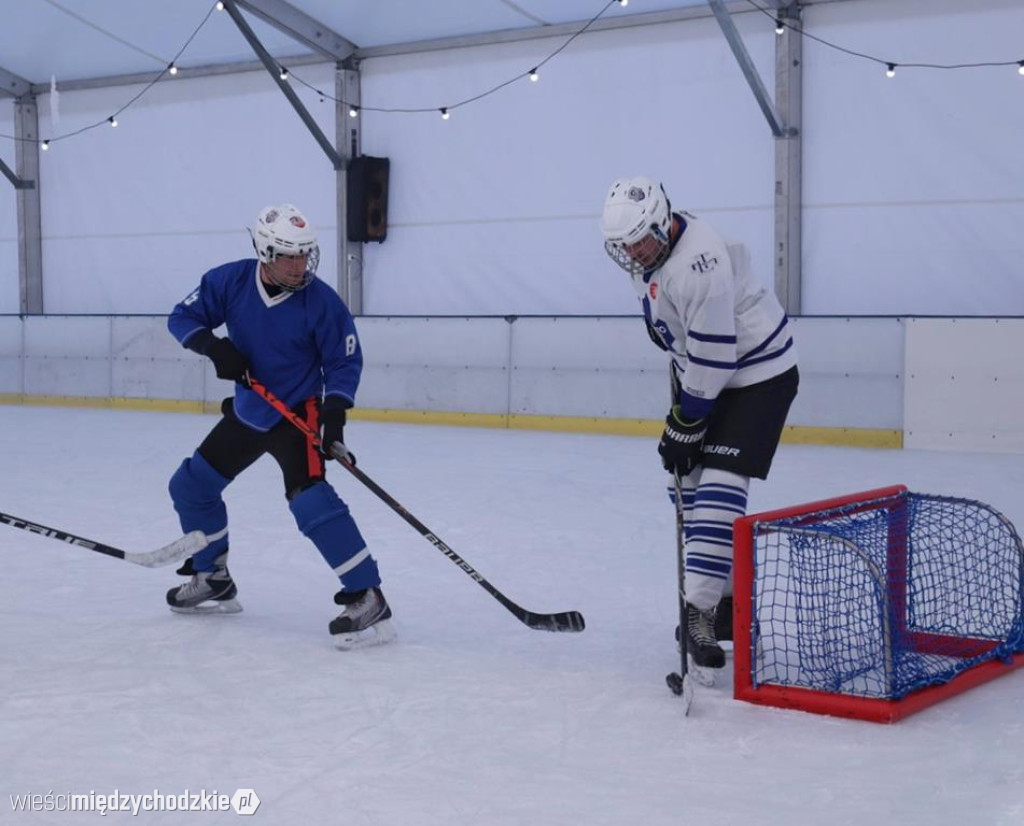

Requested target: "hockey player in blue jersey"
[
  {"left": 165, "top": 203, "right": 394, "bottom": 650},
  {"left": 601, "top": 177, "right": 798, "bottom": 673}
]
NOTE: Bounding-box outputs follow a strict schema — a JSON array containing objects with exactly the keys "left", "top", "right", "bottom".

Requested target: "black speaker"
[{"left": 347, "top": 155, "right": 390, "bottom": 243}]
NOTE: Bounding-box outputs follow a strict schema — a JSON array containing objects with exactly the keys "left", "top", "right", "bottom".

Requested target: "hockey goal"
[{"left": 733, "top": 485, "right": 1024, "bottom": 722}]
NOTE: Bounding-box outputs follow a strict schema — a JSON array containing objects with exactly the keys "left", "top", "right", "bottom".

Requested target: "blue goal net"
[{"left": 750, "top": 491, "right": 1024, "bottom": 700}]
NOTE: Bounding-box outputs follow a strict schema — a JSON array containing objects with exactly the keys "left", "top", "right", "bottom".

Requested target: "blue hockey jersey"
[{"left": 169, "top": 259, "right": 362, "bottom": 431}]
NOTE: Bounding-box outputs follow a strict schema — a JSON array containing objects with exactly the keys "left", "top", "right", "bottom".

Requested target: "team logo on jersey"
[
  {"left": 627, "top": 186, "right": 646, "bottom": 202},
  {"left": 691, "top": 253, "right": 719, "bottom": 274},
  {"left": 649, "top": 282, "right": 658, "bottom": 300},
  {"left": 290, "top": 216, "right": 306, "bottom": 228}
]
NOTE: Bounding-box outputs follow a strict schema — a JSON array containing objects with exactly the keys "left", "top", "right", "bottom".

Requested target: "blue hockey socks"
[
  {"left": 168, "top": 451, "right": 231, "bottom": 572},
  {"left": 289, "top": 482, "right": 381, "bottom": 592}
]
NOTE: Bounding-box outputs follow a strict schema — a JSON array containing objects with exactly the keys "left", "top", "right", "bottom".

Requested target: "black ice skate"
[
  {"left": 329, "top": 587, "right": 395, "bottom": 650},
  {"left": 676, "top": 597, "right": 734, "bottom": 645},
  {"left": 686, "top": 602, "right": 726, "bottom": 669},
  {"left": 166, "top": 552, "right": 242, "bottom": 614}
]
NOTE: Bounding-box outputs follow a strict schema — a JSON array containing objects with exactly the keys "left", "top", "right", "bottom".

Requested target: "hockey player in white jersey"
[{"left": 601, "top": 176, "right": 798, "bottom": 671}]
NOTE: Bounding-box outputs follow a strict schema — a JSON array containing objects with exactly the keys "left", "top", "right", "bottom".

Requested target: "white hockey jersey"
[{"left": 631, "top": 211, "right": 797, "bottom": 420}]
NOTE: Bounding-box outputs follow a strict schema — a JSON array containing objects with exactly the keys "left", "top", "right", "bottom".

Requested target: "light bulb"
[
  {"left": 619, "top": 0, "right": 628, "bottom": 6},
  {"left": 349, "top": 106, "right": 358, "bottom": 118},
  {"left": 41, "top": 140, "right": 50, "bottom": 151},
  {"left": 529, "top": 69, "right": 539, "bottom": 82},
  {"left": 1018, "top": 61, "right": 1024, "bottom": 76},
  {"left": 440, "top": 107, "right": 450, "bottom": 120},
  {"left": 108, "top": 116, "right": 118, "bottom": 127},
  {"left": 216, "top": 1, "right": 224, "bottom": 10},
  {"left": 775, "top": 19, "right": 784, "bottom": 35},
  {"left": 886, "top": 64, "right": 896, "bottom": 78},
  {"left": 169, "top": 63, "right": 178, "bottom": 75},
  {"left": 279, "top": 67, "right": 289, "bottom": 81}
]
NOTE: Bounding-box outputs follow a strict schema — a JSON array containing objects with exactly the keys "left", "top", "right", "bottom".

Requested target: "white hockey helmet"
[
  {"left": 600, "top": 176, "right": 673, "bottom": 275},
  {"left": 252, "top": 203, "right": 320, "bottom": 290}
]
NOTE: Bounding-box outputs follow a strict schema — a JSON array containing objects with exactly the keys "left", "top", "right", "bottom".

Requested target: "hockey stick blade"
[
  {"left": 666, "top": 671, "right": 694, "bottom": 714},
  {"left": 0, "top": 510, "right": 206, "bottom": 568},
  {"left": 246, "top": 377, "right": 586, "bottom": 634},
  {"left": 519, "top": 608, "right": 586, "bottom": 633},
  {"left": 123, "top": 530, "right": 208, "bottom": 568}
]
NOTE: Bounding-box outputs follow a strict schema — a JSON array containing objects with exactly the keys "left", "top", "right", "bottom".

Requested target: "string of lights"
[
  {"left": 746, "top": 0, "right": 1023, "bottom": 77},
  {"left": 286, "top": 0, "right": 628, "bottom": 118},
  {"left": 3, "top": 0, "right": 1021, "bottom": 151},
  {"left": 2, "top": 1, "right": 219, "bottom": 149},
  {"left": 3, "top": 0, "right": 629, "bottom": 146}
]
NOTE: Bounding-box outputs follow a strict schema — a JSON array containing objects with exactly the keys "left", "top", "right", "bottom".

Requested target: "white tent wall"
[
  {"left": 33, "top": 63, "right": 338, "bottom": 314},
  {"left": 5, "top": 0, "right": 1019, "bottom": 316},
  {"left": 0, "top": 107, "right": 16, "bottom": 313},
  {"left": 802, "top": 0, "right": 1024, "bottom": 315},
  {"left": 358, "top": 13, "right": 776, "bottom": 315}
]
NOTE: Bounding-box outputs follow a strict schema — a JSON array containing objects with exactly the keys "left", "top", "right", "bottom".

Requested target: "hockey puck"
[{"left": 665, "top": 672, "right": 684, "bottom": 695}]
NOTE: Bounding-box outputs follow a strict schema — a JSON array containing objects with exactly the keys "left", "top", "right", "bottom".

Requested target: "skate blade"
[
  {"left": 687, "top": 654, "right": 717, "bottom": 687},
  {"left": 332, "top": 619, "right": 396, "bottom": 651},
  {"left": 170, "top": 598, "right": 243, "bottom": 615}
]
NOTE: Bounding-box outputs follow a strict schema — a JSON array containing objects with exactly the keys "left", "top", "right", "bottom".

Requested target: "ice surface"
[{"left": 2, "top": 407, "right": 1023, "bottom": 825}]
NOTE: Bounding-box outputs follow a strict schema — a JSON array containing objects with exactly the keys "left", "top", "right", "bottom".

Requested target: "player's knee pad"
[
  {"left": 168, "top": 452, "right": 231, "bottom": 560},
  {"left": 169, "top": 451, "right": 231, "bottom": 508},
  {"left": 286, "top": 479, "right": 320, "bottom": 502},
  {"left": 289, "top": 482, "right": 378, "bottom": 590},
  {"left": 289, "top": 482, "right": 366, "bottom": 556}
]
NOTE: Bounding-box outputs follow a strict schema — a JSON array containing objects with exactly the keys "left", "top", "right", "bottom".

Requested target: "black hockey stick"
[
  {"left": 665, "top": 471, "right": 694, "bottom": 712},
  {"left": 0, "top": 511, "right": 207, "bottom": 568},
  {"left": 665, "top": 366, "right": 693, "bottom": 710},
  {"left": 249, "top": 377, "right": 585, "bottom": 633}
]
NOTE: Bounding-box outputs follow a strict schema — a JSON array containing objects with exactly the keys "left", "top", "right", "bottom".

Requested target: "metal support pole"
[
  {"left": 706, "top": 0, "right": 786, "bottom": 137},
  {"left": 14, "top": 97, "right": 43, "bottom": 313},
  {"left": 221, "top": 0, "right": 345, "bottom": 170},
  {"left": 336, "top": 64, "right": 362, "bottom": 312},
  {"left": 774, "top": 2, "right": 802, "bottom": 313}
]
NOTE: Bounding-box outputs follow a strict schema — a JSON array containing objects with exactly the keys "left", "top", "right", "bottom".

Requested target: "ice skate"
[
  {"left": 166, "top": 552, "right": 242, "bottom": 614},
  {"left": 686, "top": 603, "right": 726, "bottom": 668},
  {"left": 329, "top": 587, "right": 395, "bottom": 650},
  {"left": 673, "top": 603, "right": 725, "bottom": 687}
]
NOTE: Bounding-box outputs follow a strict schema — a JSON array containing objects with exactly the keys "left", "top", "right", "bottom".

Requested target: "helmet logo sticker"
[
  {"left": 289, "top": 216, "right": 306, "bottom": 228},
  {"left": 627, "top": 186, "right": 646, "bottom": 202},
  {"left": 265, "top": 209, "right": 279, "bottom": 223}
]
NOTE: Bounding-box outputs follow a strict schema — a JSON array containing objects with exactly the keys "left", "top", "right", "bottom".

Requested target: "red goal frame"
[{"left": 732, "top": 485, "right": 1024, "bottom": 723}]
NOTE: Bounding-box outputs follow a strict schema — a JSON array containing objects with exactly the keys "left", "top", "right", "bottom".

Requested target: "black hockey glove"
[
  {"left": 320, "top": 396, "right": 356, "bottom": 465},
  {"left": 205, "top": 337, "right": 251, "bottom": 387},
  {"left": 657, "top": 407, "right": 707, "bottom": 477}
]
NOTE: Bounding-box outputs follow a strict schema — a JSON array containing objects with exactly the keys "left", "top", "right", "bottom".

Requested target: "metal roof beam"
[
  {"left": 234, "top": 0, "right": 357, "bottom": 61},
  {"left": 0, "top": 65, "right": 32, "bottom": 98},
  {"left": 352, "top": 0, "right": 860, "bottom": 60},
  {"left": 0, "top": 157, "right": 33, "bottom": 190},
  {"left": 222, "top": 0, "right": 344, "bottom": 170},
  {"left": 707, "top": 0, "right": 787, "bottom": 137},
  {"left": 22, "top": 0, "right": 868, "bottom": 92}
]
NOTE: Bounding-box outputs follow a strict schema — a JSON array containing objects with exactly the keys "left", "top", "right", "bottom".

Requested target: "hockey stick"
[
  {"left": 0, "top": 511, "right": 207, "bottom": 568},
  {"left": 665, "top": 471, "right": 694, "bottom": 712},
  {"left": 664, "top": 363, "right": 694, "bottom": 710},
  {"left": 247, "top": 377, "right": 585, "bottom": 633}
]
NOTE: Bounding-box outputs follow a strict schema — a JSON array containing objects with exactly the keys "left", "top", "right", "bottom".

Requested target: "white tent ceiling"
[{"left": 1, "top": 0, "right": 816, "bottom": 90}]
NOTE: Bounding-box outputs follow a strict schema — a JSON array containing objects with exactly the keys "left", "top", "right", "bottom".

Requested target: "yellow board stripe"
[{"left": 0, "top": 395, "right": 902, "bottom": 449}]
